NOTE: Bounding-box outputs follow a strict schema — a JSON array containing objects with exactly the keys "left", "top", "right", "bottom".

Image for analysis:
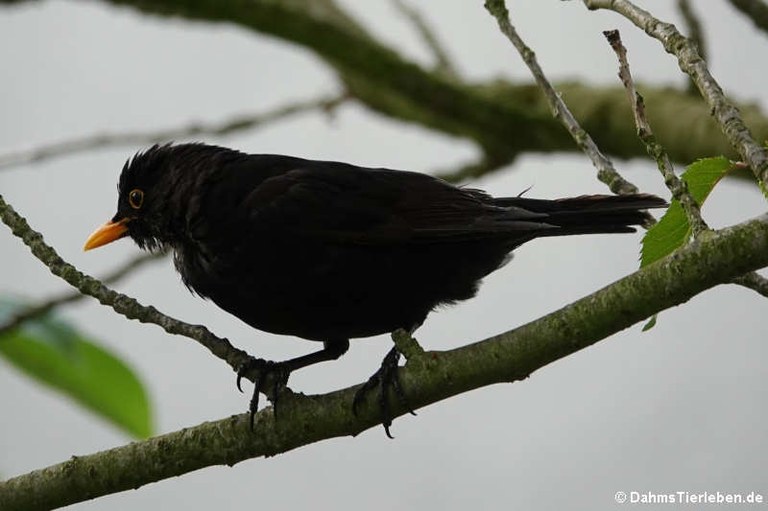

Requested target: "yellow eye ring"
[{"left": 128, "top": 189, "right": 144, "bottom": 209}]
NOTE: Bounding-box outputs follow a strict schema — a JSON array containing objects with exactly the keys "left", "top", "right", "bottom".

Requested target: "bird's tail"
[{"left": 495, "top": 193, "right": 667, "bottom": 236}]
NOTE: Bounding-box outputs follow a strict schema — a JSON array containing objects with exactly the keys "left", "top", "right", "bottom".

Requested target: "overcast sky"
[{"left": 1, "top": 1, "right": 766, "bottom": 509}]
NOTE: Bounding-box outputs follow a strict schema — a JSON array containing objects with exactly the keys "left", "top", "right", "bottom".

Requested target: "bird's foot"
[
  {"left": 236, "top": 357, "right": 290, "bottom": 430},
  {"left": 352, "top": 346, "right": 416, "bottom": 439}
]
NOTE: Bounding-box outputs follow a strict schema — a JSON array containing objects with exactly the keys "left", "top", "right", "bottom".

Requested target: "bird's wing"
[{"left": 240, "top": 165, "right": 553, "bottom": 244}]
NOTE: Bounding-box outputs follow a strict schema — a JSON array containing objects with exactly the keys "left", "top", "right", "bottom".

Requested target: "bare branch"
[
  {"left": 392, "top": 0, "right": 459, "bottom": 77},
  {"left": 0, "top": 193, "right": 254, "bottom": 377},
  {"left": 0, "top": 252, "right": 165, "bottom": 336},
  {"left": 603, "top": 29, "right": 768, "bottom": 297},
  {"left": 5, "top": 0, "right": 767, "bottom": 178},
  {"left": 484, "top": 0, "right": 639, "bottom": 195},
  {"left": 0, "top": 94, "right": 348, "bottom": 171},
  {"left": 584, "top": 0, "right": 768, "bottom": 192},
  {"left": 604, "top": 30, "right": 707, "bottom": 234}
]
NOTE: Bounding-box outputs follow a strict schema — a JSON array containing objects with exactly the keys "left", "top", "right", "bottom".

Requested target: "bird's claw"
[
  {"left": 236, "top": 357, "right": 290, "bottom": 430},
  {"left": 352, "top": 346, "right": 416, "bottom": 439}
]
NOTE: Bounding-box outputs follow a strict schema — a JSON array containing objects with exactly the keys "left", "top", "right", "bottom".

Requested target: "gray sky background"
[{"left": 1, "top": 1, "right": 766, "bottom": 509}]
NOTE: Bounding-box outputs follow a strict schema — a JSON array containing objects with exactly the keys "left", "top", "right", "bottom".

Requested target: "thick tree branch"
[
  {"left": 3, "top": 0, "right": 766, "bottom": 181},
  {"left": 1, "top": 3, "right": 767, "bottom": 508},
  {"left": 2, "top": 212, "right": 768, "bottom": 510}
]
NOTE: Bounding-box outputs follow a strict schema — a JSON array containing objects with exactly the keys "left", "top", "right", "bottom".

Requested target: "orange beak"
[{"left": 83, "top": 218, "right": 130, "bottom": 251}]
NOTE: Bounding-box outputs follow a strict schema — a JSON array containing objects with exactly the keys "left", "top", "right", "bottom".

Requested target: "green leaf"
[
  {"left": 641, "top": 314, "right": 657, "bottom": 331},
  {"left": 641, "top": 156, "right": 733, "bottom": 267},
  {"left": 0, "top": 298, "right": 153, "bottom": 438}
]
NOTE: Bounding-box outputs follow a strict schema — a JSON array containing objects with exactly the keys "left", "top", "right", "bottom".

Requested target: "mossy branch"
[
  {"left": 0, "top": 252, "right": 164, "bottom": 336},
  {"left": 2, "top": 210, "right": 768, "bottom": 510},
  {"left": 0, "top": 193, "right": 252, "bottom": 376},
  {"left": 2, "top": 0, "right": 763, "bottom": 180}
]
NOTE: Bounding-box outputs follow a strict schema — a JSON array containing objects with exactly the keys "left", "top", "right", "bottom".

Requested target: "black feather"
[{"left": 110, "top": 142, "right": 666, "bottom": 341}]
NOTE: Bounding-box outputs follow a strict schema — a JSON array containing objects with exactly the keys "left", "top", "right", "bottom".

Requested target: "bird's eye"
[{"left": 128, "top": 189, "right": 144, "bottom": 209}]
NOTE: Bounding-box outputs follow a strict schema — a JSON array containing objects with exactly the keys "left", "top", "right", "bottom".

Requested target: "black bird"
[{"left": 85, "top": 143, "right": 665, "bottom": 435}]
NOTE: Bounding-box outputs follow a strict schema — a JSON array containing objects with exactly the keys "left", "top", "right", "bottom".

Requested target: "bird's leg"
[
  {"left": 237, "top": 339, "right": 349, "bottom": 429},
  {"left": 353, "top": 333, "right": 418, "bottom": 439}
]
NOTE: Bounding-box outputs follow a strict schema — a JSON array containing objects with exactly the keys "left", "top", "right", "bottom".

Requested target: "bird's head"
[{"left": 84, "top": 144, "right": 183, "bottom": 252}]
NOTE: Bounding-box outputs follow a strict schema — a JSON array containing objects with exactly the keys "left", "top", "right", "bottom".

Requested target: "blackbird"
[{"left": 84, "top": 142, "right": 665, "bottom": 435}]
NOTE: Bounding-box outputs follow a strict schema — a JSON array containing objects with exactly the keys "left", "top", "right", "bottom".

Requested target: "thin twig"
[
  {"left": 733, "top": 271, "right": 768, "bottom": 298},
  {"left": 392, "top": 0, "right": 459, "bottom": 78},
  {"left": 0, "top": 93, "right": 348, "bottom": 171},
  {"left": 0, "top": 252, "right": 165, "bottom": 337},
  {"left": 0, "top": 193, "right": 253, "bottom": 376},
  {"left": 584, "top": 0, "right": 768, "bottom": 193},
  {"left": 603, "top": 29, "right": 767, "bottom": 295},
  {"left": 484, "top": 0, "right": 640, "bottom": 196},
  {"left": 604, "top": 30, "right": 707, "bottom": 235},
  {"left": 728, "top": 0, "right": 768, "bottom": 34}
]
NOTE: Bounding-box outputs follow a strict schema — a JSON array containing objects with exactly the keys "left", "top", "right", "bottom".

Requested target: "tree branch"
[
  {"left": 0, "top": 2, "right": 765, "bottom": 509},
  {"left": 604, "top": 29, "right": 768, "bottom": 301},
  {"left": 604, "top": 29, "right": 705, "bottom": 233},
  {"left": 392, "top": 0, "right": 458, "bottom": 78},
  {"left": 0, "top": 252, "right": 164, "bottom": 336},
  {"left": 728, "top": 0, "right": 768, "bottom": 35},
  {"left": 2, "top": 211, "right": 768, "bottom": 510},
  {"left": 434, "top": 154, "right": 510, "bottom": 183},
  {"left": 3, "top": 0, "right": 765, "bottom": 180},
  {"left": 484, "top": 0, "right": 638, "bottom": 196},
  {"left": 0, "top": 193, "right": 252, "bottom": 376},
  {"left": 584, "top": 0, "right": 768, "bottom": 192},
  {"left": 0, "top": 94, "right": 347, "bottom": 171},
  {"left": 733, "top": 271, "right": 768, "bottom": 298}
]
